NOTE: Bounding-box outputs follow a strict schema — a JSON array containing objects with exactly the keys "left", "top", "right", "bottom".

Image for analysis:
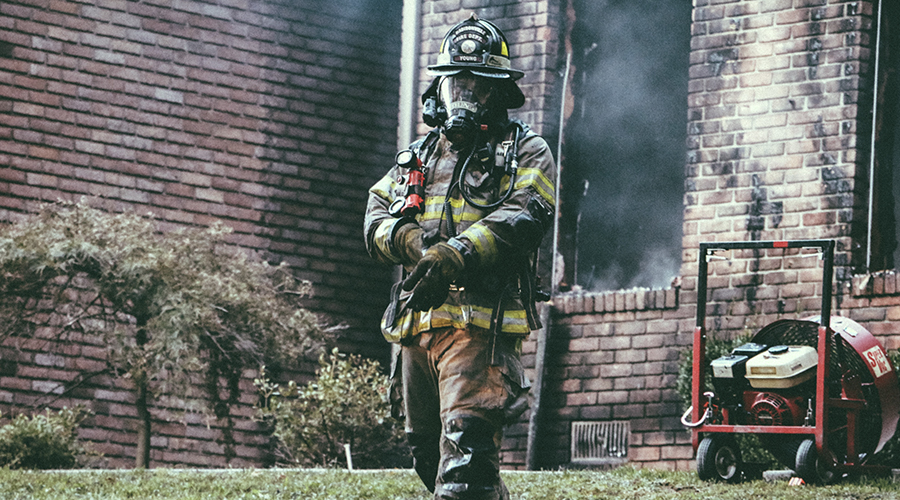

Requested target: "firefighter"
[{"left": 364, "top": 14, "right": 556, "bottom": 500}]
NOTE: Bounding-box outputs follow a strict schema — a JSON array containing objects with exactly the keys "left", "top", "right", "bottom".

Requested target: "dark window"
[
  {"left": 866, "top": 0, "right": 900, "bottom": 272},
  {"left": 559, "top": 0, "right": 691, "bottom": 291}
]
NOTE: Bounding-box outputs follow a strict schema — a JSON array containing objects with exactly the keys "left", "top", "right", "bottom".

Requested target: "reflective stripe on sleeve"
[
  {"left": 372, "top": 219, "right": 402, "bottom": 264},
  {"left": 458, "top": 223, "right": 498, "bottom": 260},
  {"left": 369, "top": 175, "right": 398, "bottom": 202},
  {"left": 514, "top": 167, "right": 555, "bottom": 206}
]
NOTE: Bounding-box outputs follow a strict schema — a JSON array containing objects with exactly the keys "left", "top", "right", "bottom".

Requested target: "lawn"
[{"left": 0, "top": 467, "right": 897, "bottom": 500}]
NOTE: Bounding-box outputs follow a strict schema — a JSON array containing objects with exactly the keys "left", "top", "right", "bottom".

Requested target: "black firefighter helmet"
[{"left": 422, "top": 14, "right": 526, "bottom": 129}]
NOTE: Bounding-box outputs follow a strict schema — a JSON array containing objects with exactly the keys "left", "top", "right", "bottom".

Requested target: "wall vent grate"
[{"left": 570, "top": 420, "right": 630, "bottom": 465}]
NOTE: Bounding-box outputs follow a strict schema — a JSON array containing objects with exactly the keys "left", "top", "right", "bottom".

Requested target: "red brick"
[
  {"left": 802, "top": 211, "right": 836, "bottom": 226},
  {"left": 569, "top": 337, "right": 599, "bottom": 352}
]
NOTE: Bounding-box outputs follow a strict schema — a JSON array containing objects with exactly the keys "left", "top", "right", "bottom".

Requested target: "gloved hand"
[
  {"left": 402, "top": 242, "right": 465, "bottom": 311},
  {"left": 393, "top": 223, "right": 424, "bottom": 266}
]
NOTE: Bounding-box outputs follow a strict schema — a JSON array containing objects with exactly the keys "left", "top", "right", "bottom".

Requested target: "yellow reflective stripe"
[
  {"left": 425, "top": 196, "right": 482, "bottom": 211},
  {"left": 381, "top": 311, "right": 424, "bottom": 343},
  {"left": 421, "top": 208, "right": 443, "bottom": 221},
  {"left": 459, "top": 223, "right": 497, "bottom": 257},
  {"left": 369, "top": 175, "right": 398, "bottom": 201},
  {"left": 458, "top": 205, "right": 484, "bottom": 223},
  {"left": 426, "top": 304, "right": 529, "bottom": 331},
  {"left": 424, "top": 196, "right": 447, "bottom": 208},
  {"left": 372, "top": 219, "right": 400, "bottom": 263},
  {"left": 515, "top": 167, "right": 555, "bottom": 205},
  {"left": 421, "top": 196, "right": 447, "bottom": 221},
  {"left": 421, "top": 196, "right": 486, "bottom": 223},
  {"left": 381, "top": 304, "right": 530, "bottom": 342}
]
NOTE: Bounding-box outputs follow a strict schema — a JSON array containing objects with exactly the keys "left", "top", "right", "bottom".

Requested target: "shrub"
[
  {"left": 0, "top": 406, "right": 90, "bottom": 469},
  {"left": 0, "top": 200, "right": 328, "bottom": 466},
  {"left": 256, "top": 348, "right": 409, "bottom": 469}
]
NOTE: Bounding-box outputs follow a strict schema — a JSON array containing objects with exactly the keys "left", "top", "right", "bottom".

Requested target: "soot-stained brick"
[
  {"left": 745, "top": 174, "right": 784, "bottom": 232},
  {"left": 0, "top": 42, "right": 14, "bottom": 58},
  {"left": 707, "top": 48, "right": 739, "bottom": 76}
]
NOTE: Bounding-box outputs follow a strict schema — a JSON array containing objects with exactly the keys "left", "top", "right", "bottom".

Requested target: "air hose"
[{"left": 458, "top": 126, "right": 520, "bottom": 210}]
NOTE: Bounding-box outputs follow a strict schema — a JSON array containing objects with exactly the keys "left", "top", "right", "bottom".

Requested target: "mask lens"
[
  {"left": 439, "top": 74, "right": 494, "bottom": 108},
  {"left": 472, "top": 78, "right": 494, "bottom": 104}
]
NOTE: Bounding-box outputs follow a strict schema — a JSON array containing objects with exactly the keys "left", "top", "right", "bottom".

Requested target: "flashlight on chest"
[{"left": 389, "top": 149, "right": 426, "bottom": 218}]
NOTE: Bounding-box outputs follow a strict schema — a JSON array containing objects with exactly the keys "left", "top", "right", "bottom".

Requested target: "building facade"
[
  {"left": 513, "top": 0, "right": 900, "bottom": 472},
  {"left": 0, "top": 0, "right": 403, "bottom": 467},
  {"left": 1, "top": 0, "right": 897, "bottom": 472}
]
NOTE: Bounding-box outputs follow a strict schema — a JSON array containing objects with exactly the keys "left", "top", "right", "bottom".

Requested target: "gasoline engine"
[{"left": 711, "top": 339, "right": 816, "bottom": 429}]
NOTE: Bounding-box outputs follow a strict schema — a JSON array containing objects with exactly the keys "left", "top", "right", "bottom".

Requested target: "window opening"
[
  {"left": 559, "top": 0, "right": 690, "bottom": 291},
  {"left": 867, "top": 0, "right": 900, "bottom": 272}
]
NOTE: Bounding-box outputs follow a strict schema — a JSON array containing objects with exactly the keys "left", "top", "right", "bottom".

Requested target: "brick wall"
[
  {"left": 0, "top": 0, "right": 401, "bottom": 359},
  {"left": 680, "top": 0, "right": 871, "bottom": 348},
  {"left": 0, "top": 0, "right": 401, "bottom": 467},
  {"left": 682, "top": 0, "right": 896, "bottom": 347},
  {"left": 508, "top": 0, "right": 900, "bottom": 473},
  {"left": 0, "top": 332, "right": 269, "bottom": 468},
  {"left": 512, "top": 289, "right": 691, "bottom": 470}
]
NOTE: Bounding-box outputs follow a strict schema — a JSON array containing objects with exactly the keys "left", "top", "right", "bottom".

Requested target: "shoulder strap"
[
  {"left": 411, "top": 128, "right": 440, "bottom": 163},
  {"left": 505, "top": 118, "right": 530, "bottom": 139}
]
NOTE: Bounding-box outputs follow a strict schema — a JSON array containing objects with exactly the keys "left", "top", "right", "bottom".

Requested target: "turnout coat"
[{"left": 364, "top": 121, "right": 556, "bottom": 343}]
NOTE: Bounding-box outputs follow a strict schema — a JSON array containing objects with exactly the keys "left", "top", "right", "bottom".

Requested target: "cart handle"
[
  {"left": 681, "top": 392, "right": 715, "bottom": 428},
  {"left": 696, "top": 240, "right": 834, "bottom": 330}
]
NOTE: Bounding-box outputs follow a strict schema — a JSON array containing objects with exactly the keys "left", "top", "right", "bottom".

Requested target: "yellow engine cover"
[{"left": 745, "top": 345, "right": 818, "bottom": 389}]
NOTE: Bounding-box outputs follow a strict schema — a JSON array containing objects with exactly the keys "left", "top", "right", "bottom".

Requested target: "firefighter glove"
[
  {"left": 393, "top": 222, "right": 425, "bottom": 266},
  {"left": 402, "top": 242, "right": 465, "bottom": 311}
]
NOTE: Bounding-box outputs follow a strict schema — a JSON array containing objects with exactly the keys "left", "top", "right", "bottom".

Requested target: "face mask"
[{"left": 439, "top": 74, "right": 495, "bottom": 146}]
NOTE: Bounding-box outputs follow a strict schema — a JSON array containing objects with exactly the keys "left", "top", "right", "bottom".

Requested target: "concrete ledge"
[{"left": 762, "top": 470, "right": 794, "bottom": 482}]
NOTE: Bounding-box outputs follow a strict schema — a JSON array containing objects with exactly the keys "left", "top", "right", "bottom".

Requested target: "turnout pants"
[{"left": 398, "top": 326, "right": 530, "bottom": 500}]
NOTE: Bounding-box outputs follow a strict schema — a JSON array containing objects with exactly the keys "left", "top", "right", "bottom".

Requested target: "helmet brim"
[
  {"left": 500, "top": 79, "right": 525, "bottom": 109},
  {"left": 427, "top": 64, "right": 525, "bottom": 81}
]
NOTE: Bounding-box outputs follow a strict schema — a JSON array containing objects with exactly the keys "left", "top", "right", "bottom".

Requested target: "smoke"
[{"left": 562, "top": 0, "right": 691, "bottom": 291}]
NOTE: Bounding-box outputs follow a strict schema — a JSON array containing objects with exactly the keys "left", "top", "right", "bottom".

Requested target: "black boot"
[
  {"left": 407, "top": 432, "right": 440, "bottom": 493},
  {"left": 434, "top": 415, "right": 505, "bottom": 500}
]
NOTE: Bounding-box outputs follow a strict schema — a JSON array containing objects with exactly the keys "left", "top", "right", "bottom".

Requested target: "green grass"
[{"left": 0, "top": 467, "right": 897, "bottom": 499}]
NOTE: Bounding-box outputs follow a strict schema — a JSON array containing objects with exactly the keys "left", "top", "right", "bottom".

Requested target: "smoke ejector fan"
[
  {"left": 749, "top": 318, "right": 900, "bottom": 474},
  {"left": 687, "top": 240, "right": 900, "bottom": 484}
]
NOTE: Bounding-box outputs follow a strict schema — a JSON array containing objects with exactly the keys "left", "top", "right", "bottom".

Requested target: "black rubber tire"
[
  {"left": 697, "top": 436, "right": 742, "bottom": 483},
  {"left": 794, "top": 438, "right": 835, "bottom": 485}
]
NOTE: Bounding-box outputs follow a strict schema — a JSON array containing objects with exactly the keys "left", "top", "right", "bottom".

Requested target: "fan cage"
[{"left": 751, "top": 319, "right": 882, "bottom": 457}]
